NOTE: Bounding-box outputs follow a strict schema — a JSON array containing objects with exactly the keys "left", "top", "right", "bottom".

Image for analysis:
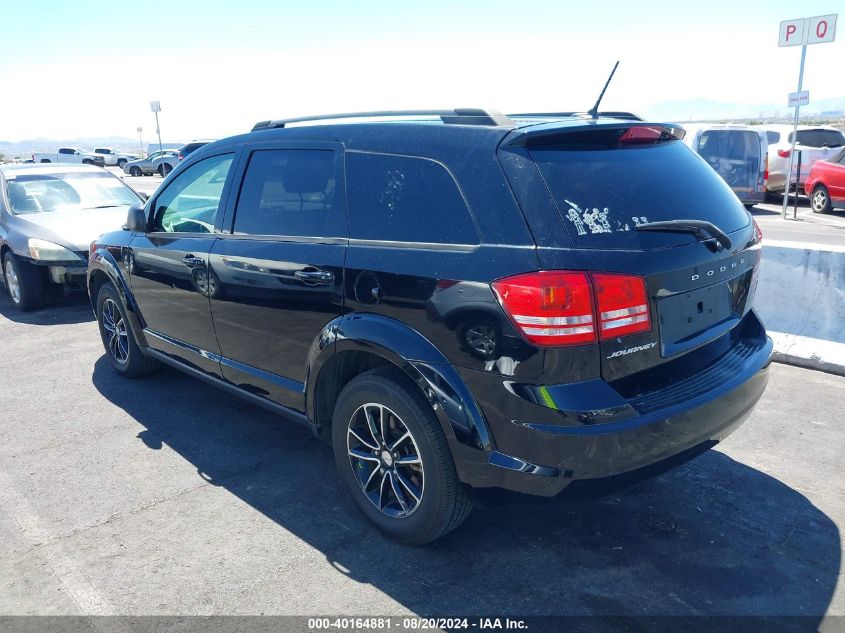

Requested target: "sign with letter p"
[{"left": 779, "top": 18, "right": 806, "bottom": 46}]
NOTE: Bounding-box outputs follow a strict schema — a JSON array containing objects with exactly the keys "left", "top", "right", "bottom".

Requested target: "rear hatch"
[
  {"left": 497, "top": 121, "right": 763, "bottom": 388},
  {"left": 793, "top": 128, "right": 845, "bottom": 183}
]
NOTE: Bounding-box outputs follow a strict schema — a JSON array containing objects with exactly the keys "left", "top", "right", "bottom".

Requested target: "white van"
[{"left": 683, "top": 124, "right": 768, "bottom": 207}]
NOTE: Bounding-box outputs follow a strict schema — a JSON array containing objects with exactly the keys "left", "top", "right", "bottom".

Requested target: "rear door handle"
[
  {"left": 182, "top": 254, "right": 205, "bottom": 268},
  {"left": 294, "top": 270, "right": 334, "bottom": 285}
]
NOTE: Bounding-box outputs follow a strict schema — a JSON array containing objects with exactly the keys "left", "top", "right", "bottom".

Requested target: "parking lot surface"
[{"left": 0, "top": 293, "right": 843, "bottom": 622}]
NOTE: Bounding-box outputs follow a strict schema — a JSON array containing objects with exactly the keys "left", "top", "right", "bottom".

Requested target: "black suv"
[{"left": 88, "top": 109, "right": 772, "bottom": 544}]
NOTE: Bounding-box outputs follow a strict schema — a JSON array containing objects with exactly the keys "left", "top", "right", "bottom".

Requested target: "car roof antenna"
[{"left": 587, "top": 61, "right": 620, "bottom": 120}]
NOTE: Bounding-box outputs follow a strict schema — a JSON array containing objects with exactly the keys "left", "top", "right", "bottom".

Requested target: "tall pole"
[
  {"left": 154, "top": 110, "right": 163, "bottom": 154},
  {"left": 782, "top": 43, "right": 807, "bottom": 219},
  {"left": 137, "top": 127, "right": 144, "bottom": 157}
]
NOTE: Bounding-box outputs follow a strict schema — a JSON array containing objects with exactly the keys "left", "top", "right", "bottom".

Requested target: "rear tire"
[
  {"left": 117, "top": 159, "right": 127, "bottom": 169},
  {"left": 2, "top": 252, "right": 44, "bottom": 311},
  {"left": 82, "top": 159, "right": 93, "bottom": 165},
  {"left": 811, "top": 185, "right": 832, "bottom": 214},
  {"left": 96, "top": 282, "right": 159, "bottom": 377},
  {"left": 40, "top": 159, "right": 51, "bottom": 163},
  {"left": 331, "top": 369, "right": 472, "bottom": 544}
]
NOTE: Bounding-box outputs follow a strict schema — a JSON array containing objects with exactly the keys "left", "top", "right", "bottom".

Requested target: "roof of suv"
[{"left": 199, "top": 110, "right": 670, "bottom": 157}]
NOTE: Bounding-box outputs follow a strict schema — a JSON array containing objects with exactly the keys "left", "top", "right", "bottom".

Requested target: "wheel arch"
[
  {"left": 306, "top": 313, "right": 493, "bottom": 482},
  {"left": 88, "top": 246, "right": 148, "bottom": 347}
]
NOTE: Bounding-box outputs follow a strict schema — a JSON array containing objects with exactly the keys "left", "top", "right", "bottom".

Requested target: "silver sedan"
[{"left": 122, "top": 150, "right": 178, "bottom": 177}]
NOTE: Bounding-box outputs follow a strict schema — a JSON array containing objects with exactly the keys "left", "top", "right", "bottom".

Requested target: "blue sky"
[{"left": 2, "top": 0, "right": 843, "bottom": 142}]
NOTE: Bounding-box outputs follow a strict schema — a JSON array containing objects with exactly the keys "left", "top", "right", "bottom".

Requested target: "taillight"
[
  {"left": 619, "top": 126, "right": 663, "bottom": 145},
  {"left": 778, "top": 149, "right": 790, "bottom": 158},
  {"left": 764, "top": 155, "right": 769, "bottom": 185},
  {"left": 492, "top": 271, "right": 652, "bottom": 347},
  {"left": 753, "top": 219, "right": 763, "bottom": 243},
  {"left": 592, "top": 273, "right": 651, "bottom": 340},
  {"left": 492, "top": 272, "right": 596, "bottom": 346}
]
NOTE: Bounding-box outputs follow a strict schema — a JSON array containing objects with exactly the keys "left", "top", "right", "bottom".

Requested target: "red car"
[{"left": 805, "top": 147, "right": 845, "bottom": 213}]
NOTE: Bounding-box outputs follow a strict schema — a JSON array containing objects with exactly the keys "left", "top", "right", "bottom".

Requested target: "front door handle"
[
  {"left": 182, "top": 254, "right": 205, "bottom": 268},
  {"left": 294, "top": 269, "right": 334, "bottom": 285}
]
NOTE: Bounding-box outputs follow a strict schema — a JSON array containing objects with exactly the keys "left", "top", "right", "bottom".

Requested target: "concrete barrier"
[{"left": 755, "top": 239, "right": 845, "bottom": 376}]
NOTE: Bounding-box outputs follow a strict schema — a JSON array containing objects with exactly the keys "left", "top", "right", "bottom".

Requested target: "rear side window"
[
  {"left": 233, "top": 149, "right": 336, "bottom": 237},
  {"left": 346, "top": 152, "right": 479, "bottom": 245},
  {"left": 790, "top": 129, "right": 845, "bottom": 148},
  {"left": 529, "top": 139, "right": 749, "bottom": 250},
  {"left": 765, "top": 131, "right": 780, "bottom": 145}
]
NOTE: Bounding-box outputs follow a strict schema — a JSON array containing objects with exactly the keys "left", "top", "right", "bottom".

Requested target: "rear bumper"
[{"left": 455, "top": 331, "right": 772, "bottom": 497}]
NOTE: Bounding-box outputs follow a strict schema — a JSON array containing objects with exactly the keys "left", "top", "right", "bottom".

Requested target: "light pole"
[
  {"left": 137, "top": 127, "right": 144, "bottom": 157},
  {"left": 150, "top": 101, "right": 163, "bottom": 154}
]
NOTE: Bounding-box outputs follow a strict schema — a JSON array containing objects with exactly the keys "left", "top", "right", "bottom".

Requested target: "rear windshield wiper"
[{"left": 635, "top": 219, "right": 732, "bottom": 252}]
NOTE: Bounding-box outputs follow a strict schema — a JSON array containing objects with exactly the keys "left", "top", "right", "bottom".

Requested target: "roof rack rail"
[
  {"left": 251, "top": 108, "right": 514, "bottom": 131},
  {"left": 508, "top": 111, "right": 644, "bottom": 121}
]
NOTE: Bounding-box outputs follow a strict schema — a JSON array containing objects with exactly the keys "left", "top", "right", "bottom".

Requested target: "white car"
[
  {"left": 754, "top": 124, "right": 845, "bottom": 194},
  {"left": 32, "top": 148, "right": 105, "bottom": 167},
  {"left": 93, "top": 148, "right": 140, "bottom": 168}
]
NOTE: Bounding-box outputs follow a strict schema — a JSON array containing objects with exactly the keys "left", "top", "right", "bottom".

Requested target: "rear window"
[
  {"left": 765, "top": 131, "right": 780, "bottom": 144},
  {"left": 790, "top": 129, "right": 845, "bottom": 148},
  {"left": 529, "top": 139, "right": 749, "bottom": 250},
  {"left": 697, "top": 130, "right": 761, "bottom": 161}
]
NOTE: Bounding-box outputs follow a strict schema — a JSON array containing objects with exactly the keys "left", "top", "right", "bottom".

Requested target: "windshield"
[
  {"left": 6, "top": 172, "right": 141, "bottom": 215},
  {"left": 790, "top": 129, "right": 845, "bottom": 148},
  {"left": 529, "top": 139, "right": 750, "bottom": 250}
]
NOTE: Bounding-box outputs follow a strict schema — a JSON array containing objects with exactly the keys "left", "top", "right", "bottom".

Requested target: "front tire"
[
  {"left": 162, "top": 163, "right": 172, "bottom": 176},
  {"left": 129, "top": 166, "right": 142, "bottom": 177},
  {"left": 811, "top": 185, "right": 832, "bottom": 214},
  {"left": 117, "top": 159, "right": 127, "bottom": 169},
  {"left": 96, "top": 282, "right": 158, "bottom": 377},
  {"left": 2, "top": 252, "right": 44, "bottom": 311},
  {"left": 332, "top": 369, "right": 472, "bottom": 544}
]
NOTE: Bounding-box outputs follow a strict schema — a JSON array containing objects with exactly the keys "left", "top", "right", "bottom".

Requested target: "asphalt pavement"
[
  {"left": 0, "top": 293, "right": 842, "bottom": 623},
  {"left": 750, "top": 196, "right": 845, "bottom": 246}
]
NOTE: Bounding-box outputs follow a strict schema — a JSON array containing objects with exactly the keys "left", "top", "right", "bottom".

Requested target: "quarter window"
[
  {"left": 233, "top": 149, "right": 336, "bottom": 237},
  {"left": 345, "top": 152, "right": 479, "bottom": 245},
  {"left": 152, "top": 153, "right": 234, "bottom": 233}
]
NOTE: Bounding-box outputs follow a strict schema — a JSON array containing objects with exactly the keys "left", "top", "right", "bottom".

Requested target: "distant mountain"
[{"left": 643, "top": 97, "right": 845, "bottom": 122}]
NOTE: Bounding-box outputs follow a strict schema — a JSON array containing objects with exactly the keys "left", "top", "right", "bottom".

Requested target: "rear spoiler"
[{"left": 502, "top": 121, "right": 687, "bottom": 147}]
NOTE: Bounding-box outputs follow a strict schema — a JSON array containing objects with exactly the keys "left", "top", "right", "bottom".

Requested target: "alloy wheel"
[
  {"left": 347, "top": 403, "right": 424, "bottom": 518},
  {"left": 4, "top": 260, "right": 21, "bottom": 304},
  {"left": 812, "top": 188, "right": 829, "bottom": 212},
  {"left": 102, "top": 298, "right": 129, "bottom": 364}
]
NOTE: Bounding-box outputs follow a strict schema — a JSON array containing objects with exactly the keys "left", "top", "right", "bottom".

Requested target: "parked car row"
[
  {"left": 122, "top": 139, "right": 215, "bottom": 177},
  {"left": 681, "top": 123, "right": 844, "bottom": 213}
]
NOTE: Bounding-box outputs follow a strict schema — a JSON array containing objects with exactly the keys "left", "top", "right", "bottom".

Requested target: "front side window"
[
  {"left": 345, "top": 152, "right": 479, "bottom": 245},
  {"left": 152, "top": 153, "right": 234, "bottom": 233},
  {"left": 233, "top": 149, "right": 335, "bottom": 237},
  {"left": 59, "top": 148, "right": 73, "bottom": 155}
]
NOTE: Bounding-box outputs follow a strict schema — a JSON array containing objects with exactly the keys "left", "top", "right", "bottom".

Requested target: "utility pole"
[
  {"left": 150, "top": 101, "right": 163, "bottom": 154},
  {"left": 137, "top": 127, "right": 144, "bottom": 157}
]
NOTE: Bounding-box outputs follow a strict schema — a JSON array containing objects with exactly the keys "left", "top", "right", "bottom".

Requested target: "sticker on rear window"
[{"left": 564, "top": 200, "right": 648, "bottom": 236}]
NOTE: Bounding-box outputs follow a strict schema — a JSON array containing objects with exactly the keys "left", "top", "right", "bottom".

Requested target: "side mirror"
[{"left": 125, "top": 205, "right": 147, "bottom": 232}]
